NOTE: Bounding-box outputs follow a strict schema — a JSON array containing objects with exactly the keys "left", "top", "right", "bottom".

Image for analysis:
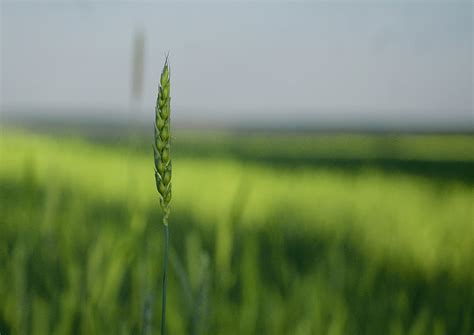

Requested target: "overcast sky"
[{"left": 1, "top": 0, "right": 472, "bottom": 127}]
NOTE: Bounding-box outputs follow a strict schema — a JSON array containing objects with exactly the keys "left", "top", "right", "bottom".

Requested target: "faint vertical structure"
[
  {"left": 131, "top": 30, "right": 145, "bottom": 103},
  {"left": 129, "top": 29, "right": 146, "bottom": 134},
  {"left": 127, "top": 29, "right": 146, "bottom": 158}
]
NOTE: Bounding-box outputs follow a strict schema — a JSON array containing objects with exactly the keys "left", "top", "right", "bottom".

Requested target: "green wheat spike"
[{"left": 154, "top": 56, "right": 172, "bottom": 224}]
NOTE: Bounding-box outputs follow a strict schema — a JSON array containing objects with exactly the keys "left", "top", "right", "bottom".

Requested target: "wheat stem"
[{"left": 161, "top": 221, "right": 169, "bottom": 335}]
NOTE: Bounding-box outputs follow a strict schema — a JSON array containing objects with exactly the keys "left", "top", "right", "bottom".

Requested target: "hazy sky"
[{"left": 1, "top": 0, "right": 472, "bottom": 126}]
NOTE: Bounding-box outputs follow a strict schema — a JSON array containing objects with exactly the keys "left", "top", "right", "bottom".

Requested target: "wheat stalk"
[{"left": 154, "top": 56, "right": 172, "bottom": 335}]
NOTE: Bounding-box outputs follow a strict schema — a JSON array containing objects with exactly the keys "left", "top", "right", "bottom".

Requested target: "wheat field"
[{"left": 0, "top": 128, "right": 473, "bottom": 334}]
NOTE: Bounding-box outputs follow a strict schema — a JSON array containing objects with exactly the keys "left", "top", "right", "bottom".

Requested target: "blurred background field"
[{"left": 0, "top": 126, "right": 473, "bottom": 334}]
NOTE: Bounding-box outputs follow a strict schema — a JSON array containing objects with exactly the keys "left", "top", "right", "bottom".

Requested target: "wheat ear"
[{"left": 154, "top": 56, "right": 172, "bottom": 335}]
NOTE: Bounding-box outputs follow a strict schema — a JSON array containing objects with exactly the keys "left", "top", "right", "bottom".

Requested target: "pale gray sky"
[{"left": 1, "top": 1, "right": 472, "bottom": 127}]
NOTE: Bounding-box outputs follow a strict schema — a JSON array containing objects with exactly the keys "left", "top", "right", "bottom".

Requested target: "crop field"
[{"left": 0, "top": 127, "right": 473, "bottom": 334}]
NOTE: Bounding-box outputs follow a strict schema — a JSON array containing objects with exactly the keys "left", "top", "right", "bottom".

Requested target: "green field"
[{"left": 1, "top": 128, "right": 473, "bottom": 334}]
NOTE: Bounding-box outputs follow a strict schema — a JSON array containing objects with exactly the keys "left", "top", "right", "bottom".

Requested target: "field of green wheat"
[{"left": 0, "top": 128, "right": 473, "bottom": 335}]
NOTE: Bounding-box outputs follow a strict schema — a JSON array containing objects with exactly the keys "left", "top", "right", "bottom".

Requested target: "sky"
[{"left": 1, "top": 0, "right": 473, "bottom": 128}]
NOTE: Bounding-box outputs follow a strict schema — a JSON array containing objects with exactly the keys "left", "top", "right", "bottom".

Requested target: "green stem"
[{"left": 161, "top": 218, "right": 169, "bottom": 335}]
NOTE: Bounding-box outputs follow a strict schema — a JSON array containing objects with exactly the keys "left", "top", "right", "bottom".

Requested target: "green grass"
[{"left": 0, "top": 128, "right": 473, "bottom": 334}]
